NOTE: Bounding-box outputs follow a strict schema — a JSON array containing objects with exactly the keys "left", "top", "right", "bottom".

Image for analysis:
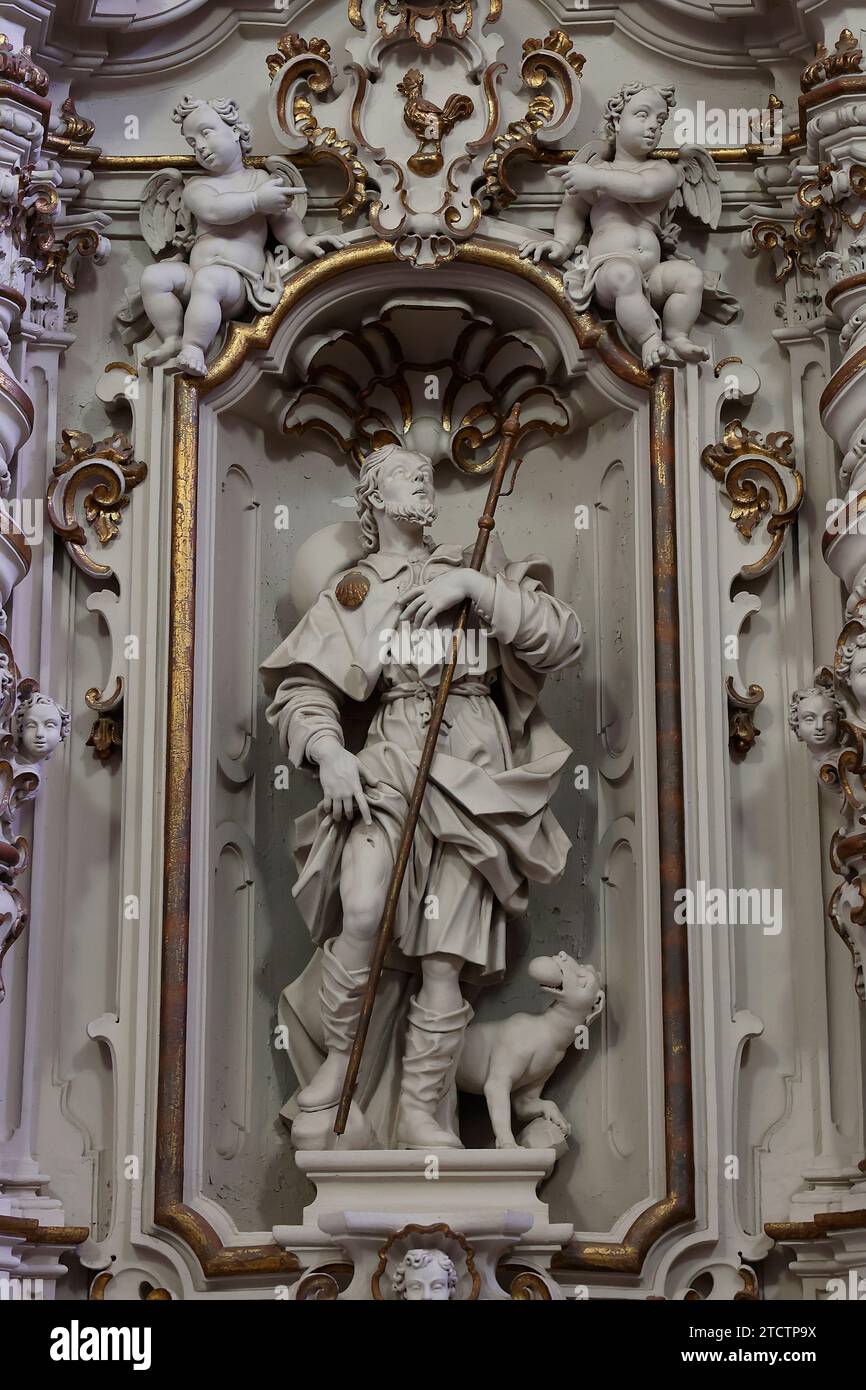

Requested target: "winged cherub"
[
  {"left": 519, "top": 82, "right": 724, "bottom": 369},
  {"left": 137, "top": 97, "right": 345, "bottom": 376}
]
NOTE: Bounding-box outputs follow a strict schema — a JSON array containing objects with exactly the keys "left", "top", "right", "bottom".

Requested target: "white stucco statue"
[
  {"left": 788, "top": 685, "right": 844, "bottom": 771},
  {"left": 136, "top": 96, "right": 345, "bottom": 376},
  {"left": 838, "top": 630, "right": 866, "bottom": 726},
  {"left": 11, "top": 689, "right": 70, "bottom": 771},
  {"left": 519, "top": 81, "right": 731, "bottom": 369},
  {"left": 261, "top": 445, "right": 583, "bottom": 1150},
  {"left": 457, "top": 953, "right": 604, "bottom": 1149},
  {"left": 392, "top": 1248, "right": 458, "bottom": 1301}
]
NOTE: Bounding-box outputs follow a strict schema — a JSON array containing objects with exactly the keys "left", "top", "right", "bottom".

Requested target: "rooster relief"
[{"left": 397, "top": 68, "right": 474, "bottom": 176}]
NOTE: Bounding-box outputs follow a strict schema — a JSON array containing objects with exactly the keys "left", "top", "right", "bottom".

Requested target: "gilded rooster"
[{"left": 397, "top": 68, "right": 474, "bottom": 177}]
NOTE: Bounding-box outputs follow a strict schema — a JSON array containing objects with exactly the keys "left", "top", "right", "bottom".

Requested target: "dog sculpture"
[{"left": 456, "top": 953, "right": 604, "bottom": 1149}]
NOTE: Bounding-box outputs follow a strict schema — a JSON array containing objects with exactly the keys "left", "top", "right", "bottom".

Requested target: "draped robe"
[{"left": 260, "top": 538, "right": 583, "bottom": 1138}]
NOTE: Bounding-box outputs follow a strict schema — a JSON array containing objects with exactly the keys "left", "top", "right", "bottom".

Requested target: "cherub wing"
[
  {"left": 572, "top": 137, "right": 614, "bottom": 164},
  {"left": 139, "top": 168, "right": 194, "bottom": 256},
  {"left": 668, "top": 144, "right": 722, "bottom": 229},
  {"left": 263, "top": 155, "right": 308, "bottom": 222}
]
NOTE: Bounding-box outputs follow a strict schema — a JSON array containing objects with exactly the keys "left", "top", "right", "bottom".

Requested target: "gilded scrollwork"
[
  {"left": 726, "top": 677, "right": 764, "bottom": 761},
  {"left": 702, "top": 421, "right": 803, "bottom": 762},
  {"left": 700, "top": 421, "right": 804, "bottom": 580},
  {"left": 743, "top": 219, "right": 818, "bottom": 284},
  {"left": 267, "top": 34, "right": 370, "bottom": 222},
  {"left": 482, "top": 32, "right": 585, "bottom": 210},
  {"left": 47, "top": 430, "right": 147, "bottom": 580},
  {"left": 85, "top": 676, "right": 124, "bottom": 766},
  {"left": 362, "top": 0, "right": 486, "bottom": 47},
  {"left": 801, "top": 28, "right": 863, "bottom": 93},
  {"left": 268, "top": 25, "right": 581, "bottom": 266}
]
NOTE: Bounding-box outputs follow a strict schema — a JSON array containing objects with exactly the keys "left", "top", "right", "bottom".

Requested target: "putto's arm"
[
  {"left": 592, "top": 163, "right": 678, "bottom": 203},
  {"left": 183, "top": 179, "right": 259, "bottom": 224},
  {"left": 552, "top": 192, "right": 589, "bottom": 255}
]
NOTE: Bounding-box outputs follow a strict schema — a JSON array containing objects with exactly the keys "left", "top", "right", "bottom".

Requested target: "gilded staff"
[{"left": 335, "top": 403, "right": 524, "bottom": 1135}]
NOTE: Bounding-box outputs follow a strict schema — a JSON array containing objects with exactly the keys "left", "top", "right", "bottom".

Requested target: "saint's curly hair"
[
  {"left": 602, "top": 82, "right": 677, "bottom": 141},
  {"left": 171, "top": 96, "right": 252, "bottom": 155}
]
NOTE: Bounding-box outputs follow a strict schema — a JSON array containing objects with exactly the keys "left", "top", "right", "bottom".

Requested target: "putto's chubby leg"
[
  {"left": 175, "top": 264, "right": 247, "bottom": 377},
  {"left": 593, "top": 258, "right": 670, "bottom": 370},
  {"left": 650, "top": 259, "right": 709, "bottom": 363},
  {"left": 295, "top": 821, "right": 391, "bottom": 1113},
  {"left": 140, "top": 260, "right": 193, "bottom": 366}
]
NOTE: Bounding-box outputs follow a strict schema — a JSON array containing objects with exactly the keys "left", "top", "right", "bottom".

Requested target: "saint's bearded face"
[{"left": 374, "top": 451, "right": 438, "bottom": 530}]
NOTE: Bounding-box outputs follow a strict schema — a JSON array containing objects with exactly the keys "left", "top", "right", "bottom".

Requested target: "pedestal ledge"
[{"left": 273, "top": 1148, "right": 574, "bottom": 1300}]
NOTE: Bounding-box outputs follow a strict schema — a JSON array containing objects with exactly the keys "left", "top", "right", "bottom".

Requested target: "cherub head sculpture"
[
  {"left": 13, "top": 690, "right": 71, "bottom": 766},
  {"left": 355, "top": 444, "right": 437, "bottom": 552},
  {"left": 392, "top": 1248, "right": 458, "bottom": 1301},
  {"left": 602, "top": 82, "right": 677, "bottom": 155},
  {"left": 788, "top": 685, "right": 844, "bottom": 757},
  {"left": 171, "top": 96, "right": 251, "bottom": 175},
  {"left": 838, "top": 630, "right": 866, "bottom": 716}
]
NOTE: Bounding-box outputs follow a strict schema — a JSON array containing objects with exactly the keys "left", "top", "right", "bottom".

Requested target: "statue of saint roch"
[{"left": 261, "top": 442, "right": 583, "bottom": 1149}]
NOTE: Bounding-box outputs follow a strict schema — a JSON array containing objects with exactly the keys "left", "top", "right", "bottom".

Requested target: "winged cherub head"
[
  {"left": 171, "top": 96, "right": 251, "bottom": 176},
  {"left": 355, "top": 444, "right": 438, "bottom": 552},
  {"left": 788, "top": 685, "right": 844, "bottom": 756},
  {"left": 13, "top": 690, "right": 71, "bottom": 766},
  {"left": 603, "top": 82, "right": 676, "bottom": 157}
]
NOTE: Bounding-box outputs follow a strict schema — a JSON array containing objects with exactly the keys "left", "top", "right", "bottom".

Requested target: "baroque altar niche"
[{"left": 158, "top": 253, "right": 669, "bottom": 1271}]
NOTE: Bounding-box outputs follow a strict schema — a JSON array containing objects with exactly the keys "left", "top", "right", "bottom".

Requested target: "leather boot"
[
  {"left": 396, "top": 996, "right": 472, "bottom": 1149},
  {"left": 295, "top": 939, "right": 368, "bottom": 1111}
]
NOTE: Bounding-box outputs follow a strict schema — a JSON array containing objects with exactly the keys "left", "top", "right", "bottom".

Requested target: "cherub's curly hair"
[
  {"left": 837, "top": 630, "right": 866, "bottom": 684},
  {"left": 171, "top": 96, "right": 252, "bottom": 155},
  {"left": 602, "top": 82, "right": 677, "bottom": 141},
  {"left": 13, "top": 690, "right": 71, "bottom": 742},
  {"left": 392, "top": 1248, "right": 457, "bottom": 1299},
  {"left": 788, "top": 685, "right": 844, "bottom": 735}
]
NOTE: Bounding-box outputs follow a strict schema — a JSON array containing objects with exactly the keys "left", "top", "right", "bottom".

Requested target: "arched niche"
[{"left": 150, "top": 239, "right": 690, "bottom": 1285}]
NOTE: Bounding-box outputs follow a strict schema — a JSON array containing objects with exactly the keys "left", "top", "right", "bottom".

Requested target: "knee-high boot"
[
  {"left": 295, "top": 939, "right": 369, "bottom": 1112},
  {"left": 396, "top": 996, "right": 472, "bottom": 1149}
]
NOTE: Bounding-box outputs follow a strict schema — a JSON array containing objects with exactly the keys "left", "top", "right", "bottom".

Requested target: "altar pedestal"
[{"left": 273, "top": 1149, "right": 574, "bottom": 1300}]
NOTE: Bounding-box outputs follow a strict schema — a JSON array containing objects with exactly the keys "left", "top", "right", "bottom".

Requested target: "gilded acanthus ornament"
[
  {"left": 801, "top": 29, "right": 863, "bottom": 92},
  {"left": 48, "top": 430, "right": 147, "bottom": 579},
  {"left": 267, "top": 27, "right": 583, "bottom": 267},
  {"left": 700, "top": 421, "right": 803, "bottom": 579}
]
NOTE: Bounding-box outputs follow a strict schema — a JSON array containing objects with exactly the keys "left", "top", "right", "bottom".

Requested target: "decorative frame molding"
[{"left": 155, "top": 238, "right": 692, "bottom": 1281}]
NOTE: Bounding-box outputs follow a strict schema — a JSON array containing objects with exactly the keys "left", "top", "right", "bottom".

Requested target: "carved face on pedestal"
[
  {"left": 788, "top": 687, "right": 842, "bottom": 756},
  {"left": 392, "top": 1248, "right": 457, "bottom": 1301},
  {"left": 13, "top": 692, "right": 70, "bottom": 765}
]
